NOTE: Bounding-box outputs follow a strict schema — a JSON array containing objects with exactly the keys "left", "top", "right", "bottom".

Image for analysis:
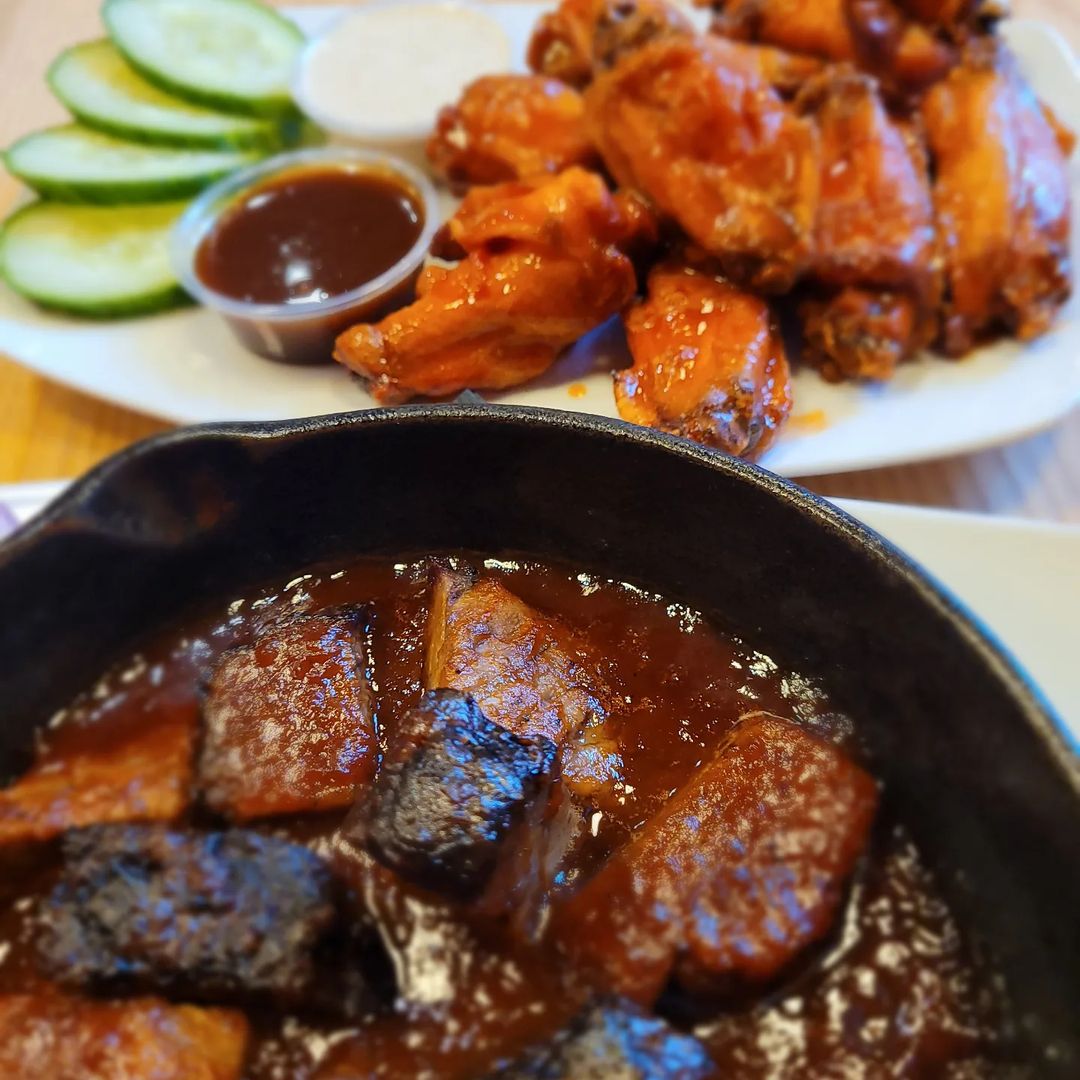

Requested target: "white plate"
[
  {"left": 2, "top": 479, "right": 1077, "bottom": 738},
  {"left": 0, "top": 6, "right": 1077, "bottom": 477}
]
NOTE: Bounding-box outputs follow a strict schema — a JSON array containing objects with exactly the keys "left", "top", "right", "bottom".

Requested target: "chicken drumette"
[
  {"left": 334, "top": 168, "right": 652, "bottom": 404},
  {"left": 709, "top": 0, "right": 1001, "bottom": 98},
  {"left": 617, "top": 260, "right": 792, "bottom": 458},
  {"left": 527, "top": 0, "right": 693, "bottom": 87},
  {"left": 921, "top": 39, "right": 1072, "bottom": 354},
  {"left": 585, "top": 34, "right": 820, "bottom": 293},
  {"left": 427, "top": 74, "right": 597, "bottom": 189},
  {"left": 796, "top": 68, "right": 940, "bottom": 380}
]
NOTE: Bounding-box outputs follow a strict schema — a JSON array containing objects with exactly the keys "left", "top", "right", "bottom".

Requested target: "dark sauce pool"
[
  {"left": 0, "top": 557, "right": 1024, "bottom": 1078},
  {"left": 192, "top": 165, "right": 426, "bottom": 365}
]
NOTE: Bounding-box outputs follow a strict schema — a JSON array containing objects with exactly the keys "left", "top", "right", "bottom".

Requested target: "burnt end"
[
  {"left": 490, "top": 998, "right": 714, "bottom": 1079},
  {"left": 345, "top": 690, "right": 558, "bottom": 900},
  {"left": 200, "top": 606, "right": 378, "bottom": 822},
  {"left": 37, "top": 825, "right": 339, "bottom": 1007}
]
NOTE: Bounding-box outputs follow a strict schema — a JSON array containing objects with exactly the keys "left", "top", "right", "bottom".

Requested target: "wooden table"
[{"left": 2, "top": 0, "right": 1078, "bottom": 520}]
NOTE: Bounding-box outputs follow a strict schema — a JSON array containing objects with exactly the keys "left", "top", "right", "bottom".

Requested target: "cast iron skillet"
[{"left": 0, "top": 405, "right": 1078, "bottom": 1070}]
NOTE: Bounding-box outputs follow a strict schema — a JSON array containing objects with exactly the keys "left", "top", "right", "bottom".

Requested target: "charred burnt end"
[
  {"left": 489, "top": 998, "right": 715, "bottom": 1079},
  {"left": 35, "top": 825, "right": 376, "bottom": 1011},
  {"left": 344, "top": 689, "right": 559, "bottom": 900}
]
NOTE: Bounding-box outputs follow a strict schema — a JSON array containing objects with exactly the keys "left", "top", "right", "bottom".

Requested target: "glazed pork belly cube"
[
  {"left": 344, "top": 689, "right": 571, "bottom": 914},
  {"left": 0, "top": 993, "right": 248, "bottom": 1080},
  {"left": 37, "top": 825, "right": 341, "bottom": 1007},
  {"left": 0, "top": 719, "right": 194, "bottom": 847},
  {"left": 556, "top": 713, "right": 878, "bottom": 1003},
  {"left": 489, "top": 997, "right": 714, "bottom": 1078},
  {"left": 200, "top": 607, "right": 377, "bottom": 820},
  {"left": 426, "top": 569, "right": 623, "bottom": 803}
]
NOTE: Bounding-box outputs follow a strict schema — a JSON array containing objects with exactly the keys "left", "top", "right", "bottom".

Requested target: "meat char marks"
[
  {"left": 200, "top": 607, "right": 377, "bottom": 821},
  {"left": 344, "top": 688, "right": 567, "bottom": 911},
  {"left": 426, "top": 568, "right": 623, "bottom": 805},
  {"left": 556, "top": 713, "right": 878, "bottom": 1003},
  {"left": 490, "top": 997, "right": 714, "bottom": 1078},
  {"left": 36, "top": 825, "right": 372, "bottom": 1011}
]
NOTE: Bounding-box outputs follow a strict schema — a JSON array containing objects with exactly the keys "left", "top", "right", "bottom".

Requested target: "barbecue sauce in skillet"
[{"left": 0, "top": 557, "right": 1025, "bottom": 1078}]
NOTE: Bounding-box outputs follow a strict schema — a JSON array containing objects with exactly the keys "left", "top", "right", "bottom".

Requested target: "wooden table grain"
[{"left": 1, "top": 0, "right": 1077, "bottom": 520}]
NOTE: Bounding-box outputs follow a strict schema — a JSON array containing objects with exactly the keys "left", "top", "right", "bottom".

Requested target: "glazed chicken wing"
[
  {"left": 586, "top": 35, "right": 820, "bottom": 292},
  {"left": 711, "top": 0, "right": 965, "bottom": 97},
  {"left": 921, "top": 39, "right": 1072, "bottom": 354},
  {"left": 796, "top": 69, "right": 940, "bottom": 379},
  {"left": 528, "top": 0, "right": 692, "bottom": 87},
  {"left": 334, "top": 168, "right": 645, "bottom": 403},
  {"left": 712, "top": 0, "right": 859, "bottom": 62},
  {"left": 617, "top": 261, "right": 792, "bottom": 458},
  {"left": 427, "top": 75, "right": 597, "bottom": 189}
]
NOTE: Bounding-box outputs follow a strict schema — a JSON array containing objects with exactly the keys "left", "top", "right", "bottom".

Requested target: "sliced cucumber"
[
  {"left": 0, "top": 200, "right": 188, "bottom": 317},
  {"left": 104, "top": 0, "right": 304, "bottom": 119},
  {"left": 5, "top": 124, "right": 260, "bottom": 203},
  {"left": 49, "top": 40, "right": 283, "bottom": 150}
]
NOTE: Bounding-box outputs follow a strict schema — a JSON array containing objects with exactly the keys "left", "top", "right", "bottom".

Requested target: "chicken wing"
[
  {"left": 796, "top": 69, "right": 940, "bottom": 379},
  {"left": 711, "top": 0, "right": 859, "bottom": 62},
  {"left": 427, "top": 75, "right": 597, "bottom": 189},
  {"left": 527, "top": 0, "right": 692, "bottom": 87},
  {"left": 617, "top": 260, "right": 792, "bottom": 458},
  {"left": 334, "top": 169, "right": 644, "bottom": 403},
  {"left": 586, "top": 35, "right": 820, "bottom": 292},
  {"left": 711, "top": 0, "right": 963, "bottom": 97},
  {"left": 921, "top": 39, "right": 1072, "bottom": 354}
]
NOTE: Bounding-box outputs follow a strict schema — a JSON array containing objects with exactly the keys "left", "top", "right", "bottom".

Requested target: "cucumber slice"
[
  {"left": 5, "top": 124, "right": 260, "bottom": 203},
  {"left": 49, "top": 40, "right": 283, "bottom": 150},
  {"left": 104, "top": 0, "right": 304, "bottom": 119},
  {"left": 0, "top": 200, "right": 188, "bottom": 317}
]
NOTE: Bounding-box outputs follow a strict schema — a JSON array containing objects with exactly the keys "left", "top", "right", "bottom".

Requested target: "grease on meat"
[{"left": 617, "top": 260, "right": 792, "bottom": 457}]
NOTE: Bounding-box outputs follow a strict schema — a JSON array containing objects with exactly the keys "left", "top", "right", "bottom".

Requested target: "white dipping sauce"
[{"left": 293, "top": 3, "right": 512, "bottom": 141}]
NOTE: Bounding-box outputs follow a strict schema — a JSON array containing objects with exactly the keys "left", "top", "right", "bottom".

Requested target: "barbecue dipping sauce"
[
  {"left": 0, "top": 558, "right": 1026, "bottom": 1078},
  {"left": 195, "top": 166, "right": 424, "bottom": 306}
]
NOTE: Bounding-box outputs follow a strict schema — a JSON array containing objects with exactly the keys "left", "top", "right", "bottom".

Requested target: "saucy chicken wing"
[
  {"left": 711, "top": 0, "right": 972, "bottom": 97},
  {"left": 617, "top": 260, "right": 792, "bottom": 457},
  {"left": 334, "top": 168, "right": 644, "bottom": 403},
  {"left": 585, "top": 35, "right": 820, "bottom": 292},
  {"left": 921, "top": 39, "right": 1072, "bottom": 354},
  {"left": 528, "top": 0, "right": 693, "bottom": 86},
  {"left": 797, "top": 69, "right": 939, "bottom": 379},
  {"left": 427, "top": 75, "right": 597, "bottom": 189}
]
